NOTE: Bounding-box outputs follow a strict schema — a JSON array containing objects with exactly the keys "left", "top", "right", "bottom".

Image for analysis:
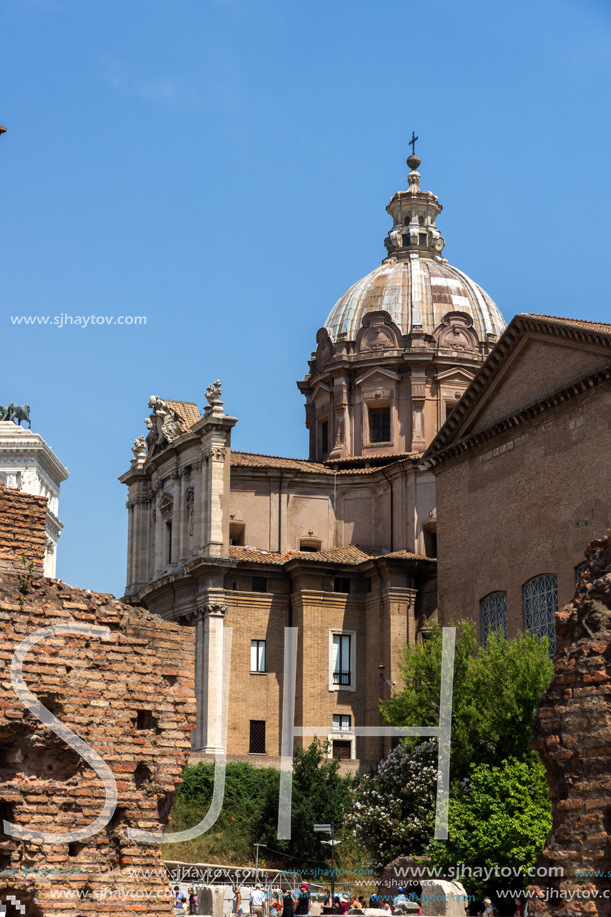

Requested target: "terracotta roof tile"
[
  {"left": 228, "top": 545, "right": 427, "bottom": 566},
  {"left": 521, "top": 314, "right": 611, "bottom": 335},
  {"left": 163, "top": 399, "right": 201, "bottom": 434},
  {"left": 230, "top": 451, "right": 412, "bottom": 476}
]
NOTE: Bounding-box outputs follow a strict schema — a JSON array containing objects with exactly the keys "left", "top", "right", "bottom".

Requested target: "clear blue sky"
[{"left": 1, "top": 0, "right": 610, "bottom": 597}]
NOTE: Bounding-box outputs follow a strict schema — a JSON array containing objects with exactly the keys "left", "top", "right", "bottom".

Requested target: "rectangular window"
[
  {"left": 251, "top": 640, "right": 266, "bottom": 673},
  {"left": 402, "top": 234, "right": 410, "bottom": 246},
  {"left": 332, "top": 714, "right": 351, "bottom": 731},
  {"left": 333, "top": 634, "right": 351, "bottom": 686},
  {"left": 334, "top": 577, "right": 351, "bottom": 594},
  {"left": 419, "top": 233, "right": 427, "bottom": 246},
  {"left": 320, "top": 420, "right": 328, "bottom": 455},
  {"left": 480, "top": 591, "right": 508, "bottom": 645},
  {"left": 332, "top": 740, "right": 351, "bottom": 760},
  {"left": 229, "top": 523, "right": 245, "bottom": 546},
  {"left": 252, "top": 576, "right": 268, "bottom": 593},
  {"left": 249, "top": 720, "right": 266, "bottom": 754},
  {"left": 166, "top": 522, "right": 173, "bottom": 564},
  {"left": 369, "top": 407, "right": 391, "bottom": 443}
]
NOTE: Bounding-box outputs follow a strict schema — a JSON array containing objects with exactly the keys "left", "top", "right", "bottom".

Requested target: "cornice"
[
  {"left": 423, "top": 314, "right": 611, "bottom": 462},
  {"left": 424, "top": 364, "right": 611, "bottom": 470}
]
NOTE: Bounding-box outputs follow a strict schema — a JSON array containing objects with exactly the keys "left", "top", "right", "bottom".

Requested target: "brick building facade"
[{"left": 424, "top": 314, "right": 611, "bottom": 649}]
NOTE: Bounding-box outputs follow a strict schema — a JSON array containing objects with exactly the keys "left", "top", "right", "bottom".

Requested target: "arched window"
[
  {"left": 418, "top": 215, "right": 424, "bottom": 226},
  {"left": 480, "top": 591, "right": 507, "bottom": 644},
  {"left": 523, "top": 574, "right": 558, "bottom": 655}
]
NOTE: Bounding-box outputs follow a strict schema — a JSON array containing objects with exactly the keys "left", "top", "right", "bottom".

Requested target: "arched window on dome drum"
[
  {"left": 523, "top": 574, "right": 558, "bottom": 656},
  {"left": 418, "top": 215, "right": 424, "bottom": 226},
  {"left": 480, "top": 591, "right": 507, "bottom": 645},
  {"left": 404, "top": 215, "right": 410, "bottom": 225}
]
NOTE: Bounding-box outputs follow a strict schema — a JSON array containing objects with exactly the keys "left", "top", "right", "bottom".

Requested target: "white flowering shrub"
[{"left": 347, "top": 740, "right": 438, "bottom": 869}]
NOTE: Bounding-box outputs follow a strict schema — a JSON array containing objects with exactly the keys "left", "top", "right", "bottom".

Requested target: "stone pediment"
[
  {"left": 424, "top": 314, "right": 611, "bottom": 462},
  {"left": 434, "top": 367, "right": 476, "bottom": 385},
  {"left": 355, "top": 367, "right": 400, "bottom": 387},
  {"left": 467, "top": 335, "right": 611, "bottom": 436}
]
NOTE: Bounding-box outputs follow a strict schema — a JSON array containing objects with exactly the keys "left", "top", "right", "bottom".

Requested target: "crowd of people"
[{"left": 171, "top": 881, "right": 526, "bottom": 917}]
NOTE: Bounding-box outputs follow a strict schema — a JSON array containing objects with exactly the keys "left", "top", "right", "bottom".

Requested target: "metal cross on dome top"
[{"left": 409, "top": 131, "right": 418, "bottom": 155}]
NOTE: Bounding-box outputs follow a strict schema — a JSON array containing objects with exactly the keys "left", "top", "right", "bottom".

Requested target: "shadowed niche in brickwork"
[{"left": 528, "top": 532, "right": 611, "bottom": 917}]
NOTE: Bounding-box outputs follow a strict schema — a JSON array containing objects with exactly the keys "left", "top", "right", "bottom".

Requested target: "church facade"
[{"left": 121, "top": 153, "right": 609, "bottom": 769}]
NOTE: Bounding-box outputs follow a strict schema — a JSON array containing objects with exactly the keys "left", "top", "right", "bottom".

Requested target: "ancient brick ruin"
[
  {"left": 0, "top": 485, "right": 197, "bottom": 915},
  {"left": 529, "top": 533, "right": 611, "bottom": 917}
]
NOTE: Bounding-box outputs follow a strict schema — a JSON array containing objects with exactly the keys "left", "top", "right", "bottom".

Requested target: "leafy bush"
[{"left": 429, "top": 758, "right": 553, "bottom": 899}]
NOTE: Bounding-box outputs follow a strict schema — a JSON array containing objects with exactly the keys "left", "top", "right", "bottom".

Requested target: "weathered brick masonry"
[
  {"left": 529, "top": 534, "right": 611, "bottom": 917},
  {"left": 0, "top": 484, "right": 47, "bottom": 574},
  {"left": 0, "top": 489, "right": 197, "bottom": 915}
]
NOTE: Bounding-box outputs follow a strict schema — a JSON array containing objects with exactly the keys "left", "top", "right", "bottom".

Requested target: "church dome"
[
  {"left": 324, "top": 152, "right": 506, "bottom": 344},
  {"left": 325, "top": 256, "right": 506, "bottom": 342}
]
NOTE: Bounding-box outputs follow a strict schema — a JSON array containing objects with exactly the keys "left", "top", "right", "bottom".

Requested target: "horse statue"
[{"left": 5, "top": 403, "right": 31, "bottom": 428}]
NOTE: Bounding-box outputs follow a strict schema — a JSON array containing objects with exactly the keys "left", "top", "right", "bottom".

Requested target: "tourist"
[
  {"left": 271, "top": 890, "right": 281, "bottom": 916},
  {"left": 234, "top": 887, "right": 244, "bottom": 916},
  {"left": 340, "top": 895, "right": 348, "bottom": 914},
  {"left": 251, "top": 883, "right": 266, "bottom": 917},
  {"left": 296, "top": 883, "right": 311, "bottom": 915},
  {"left": 283, "top": 887, "right": 296, "bottom": 917},
  {"left": 369, "top": 895, "right": 378, "bottom": 909},
  {"left": 174, "top": 886, "right": 187, "bottom": 913},
  {"left": 393, "top": 888, "right": 408, "bottom": 909},
  {"left": 514, "top": 899, "right": 524, "bottom": 917},
  {"left": 382, "top": 902, "right": 391, "bottom": 913},
  {"left": 480, "top": 898, "right": 497, "bottom": 917},
  {"left": 188, "top": 887, "right": 199, "bottom": 915}
]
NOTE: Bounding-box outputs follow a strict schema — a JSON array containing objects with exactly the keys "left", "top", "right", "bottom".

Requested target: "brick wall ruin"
[
  {"left": 529, "top": 533, "right": 611, "bottom": 916},
  {"left": 0, "top": 484, "right": 46, "bottom": 575},
  {"left": 0, "top": 488, "right": 197, "bottom": 915}
]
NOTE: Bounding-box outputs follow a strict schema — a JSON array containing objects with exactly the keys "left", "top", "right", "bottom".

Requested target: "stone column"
[{"left": 195, "top": 601, "right": 228, "bottom": 753}]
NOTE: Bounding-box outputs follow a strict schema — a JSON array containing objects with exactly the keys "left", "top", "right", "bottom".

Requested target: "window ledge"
[
  {"left": 248, "top": 752, "right": 267, "bottom": 756},
  {"left": 250, "top": 671, "right": 268, "bottom": 676}
]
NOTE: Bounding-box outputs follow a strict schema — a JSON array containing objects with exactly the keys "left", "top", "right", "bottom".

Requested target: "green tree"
[
  {"left": 380, "top": 623, "right": 553, "bottom": 780},
  {"left": 254, "top": 738, "right": 353, "bottom": 868},
  {"left": 428, "top": 758, "right": 553, "bottom": 899}
]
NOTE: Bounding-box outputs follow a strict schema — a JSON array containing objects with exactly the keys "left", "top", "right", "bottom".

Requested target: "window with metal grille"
[
  {"left": 523, "top": 574, "right": 558, "bottom": 656},
  {"left": 251, "top": 640, "right": 266, "bottom": 673},
  {"left": 575, "top": 562, "right": 586, "bottom": 584},
  {"left": 369, "top": 407, "right": 391, "bottom": 443},
  {"left": 320, "top": 420, "right": 328, "bottom": 455},
  {"left": 249, "top": 720, "right": 266, "bottom": 754},
  {"left": 334, "top": 577, "right": 351, "bottom": 594},
  {"left": 252, "top": 576, "right": 268, "bottom": 593},
  {"left": 332, "top": 634, "right": 351, "bottom": 686},
  {"left": 480, "top": 591, "right": 508, "bottom": 644},
  {"left": 332, "top": 714, "right": 351, "bottom": 731}
]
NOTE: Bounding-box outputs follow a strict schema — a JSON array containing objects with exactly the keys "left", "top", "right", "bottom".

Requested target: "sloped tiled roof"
[
  {"left": 230, "top": 451, "right": 414, "bottom": 476},
  {"left": 521, "top": 314, "right": 611, "bottom": 335},
  {"left": 230, "top": 452, "right": 331, "bottom": 473},
  {"left": 164, "top": 399, "right": 201, "bottom": 434},
  {"left": 228, "top": 544, "right": 427, "bottom": 566}
]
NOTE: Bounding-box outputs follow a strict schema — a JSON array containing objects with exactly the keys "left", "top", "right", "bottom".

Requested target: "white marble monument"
[{"left": 0, "top": 420, "right": 69, "bottom": 577}]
